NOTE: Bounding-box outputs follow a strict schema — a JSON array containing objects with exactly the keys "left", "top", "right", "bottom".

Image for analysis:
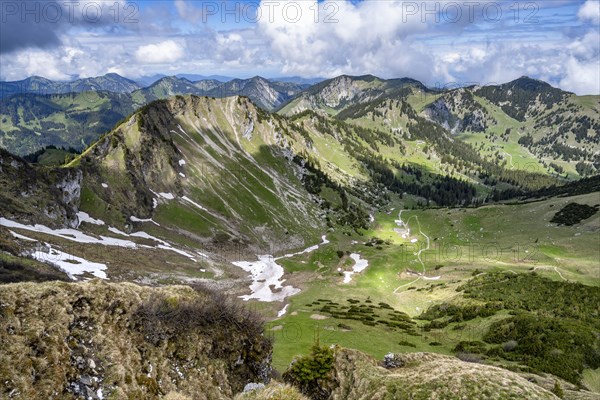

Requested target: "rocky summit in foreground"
[{"left": 0, "top": 281, "right": 272, "bottom": 399}]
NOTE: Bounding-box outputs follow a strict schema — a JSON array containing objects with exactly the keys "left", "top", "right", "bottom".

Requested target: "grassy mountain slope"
[
  {"left": 0, "top": 91, "right": 135, "bottom": 155},
  {"left": 267, "top": 190, "right": 599, "bottom": 388},
  {"left": 418, "top": 77, "right": 600, "bottom": 178},
  {"left": 70, "top": 95, "right": 325, "bottom": 250},
  {"left": 276, "top": 74, "right": 598, "bottom": 179}
]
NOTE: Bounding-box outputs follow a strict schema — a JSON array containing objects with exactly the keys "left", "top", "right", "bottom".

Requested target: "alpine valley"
[{"left": 1, "top": 73, "right": 599, "bottom": 400}]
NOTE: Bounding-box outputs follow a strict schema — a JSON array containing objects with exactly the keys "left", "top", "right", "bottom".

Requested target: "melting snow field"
[
  {"left": 33, "top": 243, "right": 108, "bottom": 280},
  {"left": 7, "top": 230, "right": 108, "bottom": 279},
  {"left": 233, "top": 235, "right": 330, "bottom": 302},
  {"left": 342, "top": 253, "right": 369, "bottom": 284},
  {"left": 0, "top": 216, "right": 201, "bottom": 278},
  {"left": 0, "top": 218, "right": 137, "bottom": 248},
  {"left": 159, "top": 192, "right": 175, "bottom": 200},
  {"left": 129, "top": 216, "right": 160, "bottom": 226},
  {"left": 233, "top": 255, "right": 301, "bottom": 302}
]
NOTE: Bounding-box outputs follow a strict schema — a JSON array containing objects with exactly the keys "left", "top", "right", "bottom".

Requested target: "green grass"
[
  {"left": 583, "top": 369, "right": 600, "bottom": 393},
  {"left": 154, "top": 202, "right": 215, "bottom": 237},
  {"left": 267, "top": 192, "right": 600, "bottom": 375}
]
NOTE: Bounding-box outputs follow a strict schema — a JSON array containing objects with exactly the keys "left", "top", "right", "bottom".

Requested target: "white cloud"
[
  {"left": 560, "top": 57, "right": 600, "bottom": 95},
  {"left": 174, "top": 0, "right": 204, "bottom": 23},
  {"left": 257, "top": 0, "right": 434, "bottom": 80},
  {"left": 135, "top": 40, "right": 185, "bottom": 64},
  {"left": 578, "top": 0, "right": 600, "bottom": 24},
  {"left": 13, "top": 50, "right": 72, "bottom": 80}
]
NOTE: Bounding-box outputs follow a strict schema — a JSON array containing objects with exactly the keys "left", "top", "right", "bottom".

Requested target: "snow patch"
[
  {"left": 157, "top": 245, "right": 197, "bottom": 262},
  {"left": 0, "top": 218, "right": 136, "bottom": 248},
  {"left": 129, "top": 216, "right": 160, "bottom": 226},
  {"left": 277, "top": 304, "right": 289, "bottom": 318},
  {"left": 233, "top": 235, "right": 329, "bottom": 302},
  {"left": 159, "top": 192, "right": 175, "bottom": 200},
  {"left": 182, "top": 196, "right": 207, "bottom": 211},
  {"left": 233, "top": 256, "right": 300, "bottom": 302},
  {"left": 342, "top": 253, "right": 369, "bottom": 284},
  {"left": 108, "top": 227, "right": 171, "bottom": 246},
  {"left": 130, "top": 232, "right": 170, "bottom": 246},
  {"left": 9, "top": 230, "right": 37, "bottom": 241},
  {"left": 76, "top": 211, "right": 105, "bottom": 228},
  {"left": 32, "top": 243, "right": 107, "bottom": 280}
]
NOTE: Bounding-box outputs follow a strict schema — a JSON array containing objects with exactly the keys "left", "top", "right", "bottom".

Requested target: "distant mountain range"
[
  {"left": 0, "top": 73, "right": 324, "bottom": 99},
  {"left": 133, "top": 75, "right": 308, "bottom": 111},
  {"left": 0, "top": 73, "right": 141, "bottom": 98},
  {"left": 0, "top": 73, "right": 598, "bottom": 181}
]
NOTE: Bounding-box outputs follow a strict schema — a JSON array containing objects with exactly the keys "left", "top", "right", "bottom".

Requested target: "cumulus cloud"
[
  {"left": 0, "top": 37, "right": 142, "bottom": 81},
  {"left": 560, "top": 57, "right": 600, "bottom": 95},
  {"left": 135, "top": 40, "right": 185, "bottom": 64},
  {"left": 558, "top": 28, "right": 600, "bottom": 95},
  {"left": 257, "top": 0, "right": 434, "bottom": 80},
  {"left": 13, "top": 50, "right": 72, "bottom": 80},
  {"left": 578, "top": 0, "right": 600, "bottom": 24},
  {"left": 432, "top": 38, "right": 599, "bottom": 95}
]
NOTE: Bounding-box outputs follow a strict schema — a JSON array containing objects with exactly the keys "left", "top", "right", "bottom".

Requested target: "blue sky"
[{"left": 0, "top": 0, "right": 598, "bottom": 94}]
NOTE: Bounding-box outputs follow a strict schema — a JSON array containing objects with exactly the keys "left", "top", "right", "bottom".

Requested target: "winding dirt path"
[{"left": 393, "top": 210, "right": 440, "bottom": 294}]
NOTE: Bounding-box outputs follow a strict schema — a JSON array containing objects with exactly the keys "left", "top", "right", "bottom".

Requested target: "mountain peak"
[
  {"left": 25, "top": 76, "right": 54, "bottom": 84},
  {"left": 506, "top": 76, "right": 554, "bottom": 91},
  {"left": 154, "top": 76, "right": 193, "bottom": 85},
  {"left": 336, "top": 74, "right": 380, "bottom": 82},
  {"left": 104, "top": 72, "right": 126, "bottom": 79}
]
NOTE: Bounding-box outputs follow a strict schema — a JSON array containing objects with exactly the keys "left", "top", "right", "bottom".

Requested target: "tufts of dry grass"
[
  {"left": 0, "top": 280, "right": 271, "bottom": 399},
  {"left": 328, "top": 348, "right": 564, "bottom": 400},
  {"left": 234, "top": 383, "right": 309, "bottom": 400}
]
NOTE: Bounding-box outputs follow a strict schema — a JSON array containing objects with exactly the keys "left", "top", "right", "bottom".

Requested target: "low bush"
[{"left": 283, "top": 344, "right": 335, "bottom": 400}]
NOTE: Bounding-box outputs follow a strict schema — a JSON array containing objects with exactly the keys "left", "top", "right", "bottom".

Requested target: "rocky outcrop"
[
  {"left": 423, "top": 89, "right": 495, "bottom": 133},
  {"left": 295, "top": 347, "right": 580, "bottom": 400},
  {"left": 0, "top": 281, "right": 272, "bottom": 399},
  {"left": 0, "top": 148, "right": 81, "bottom": 228}
]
